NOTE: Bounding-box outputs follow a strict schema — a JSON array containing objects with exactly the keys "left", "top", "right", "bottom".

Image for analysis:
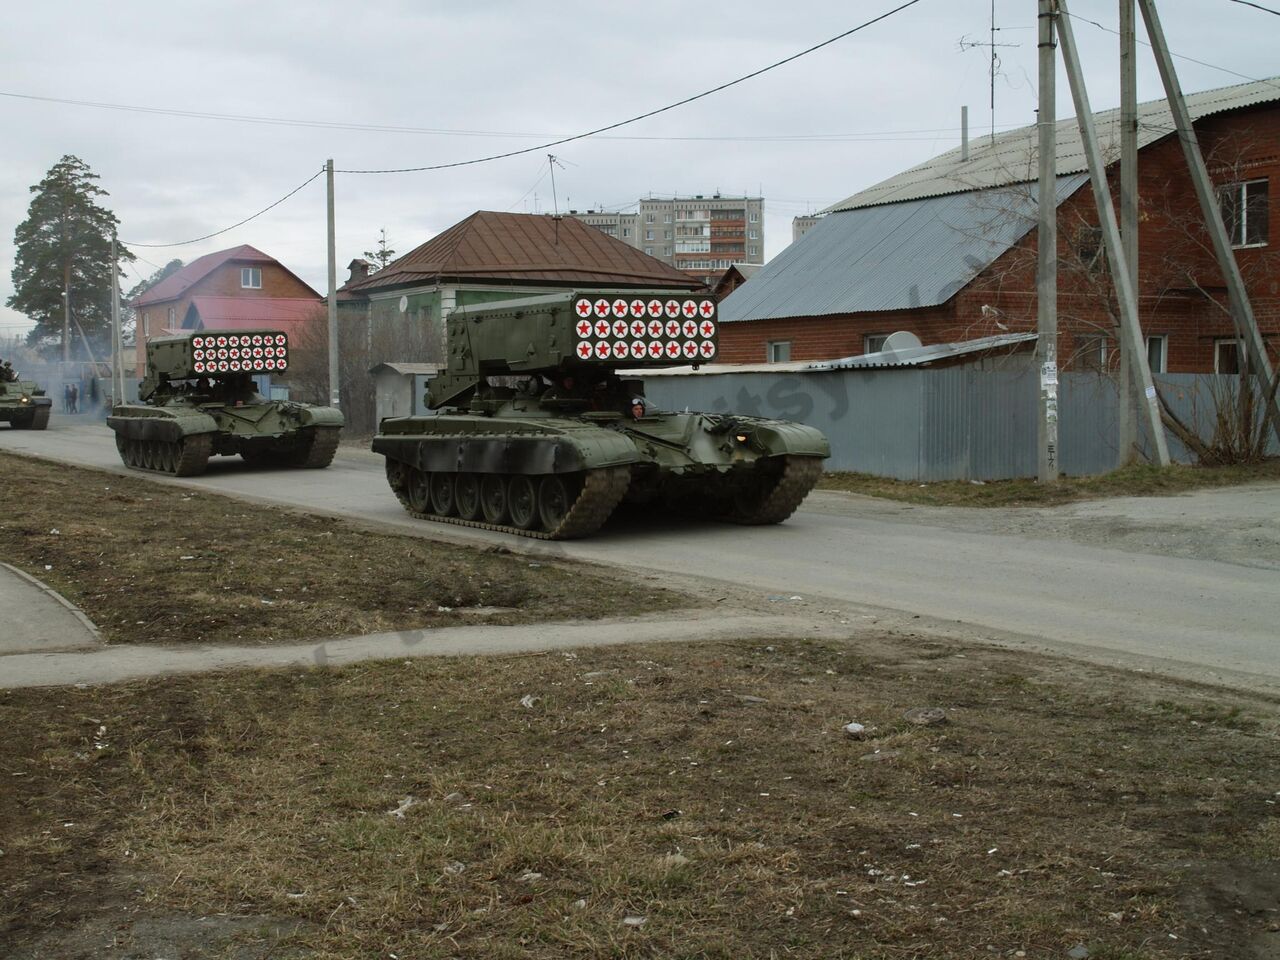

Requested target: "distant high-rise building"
[
  {"left": 568, "top": 194, "right": 764, "bottom": 287},
  {"left": 792, "top": 214, "right": 824, "bottom": 243}
]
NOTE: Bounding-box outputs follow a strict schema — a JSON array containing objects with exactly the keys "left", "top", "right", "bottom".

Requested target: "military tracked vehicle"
[
  {"left": 107, "top": 330, "right": 343, "bottom": 476},
  {"left": 373, "top": 291, "right": 830, "bottom": 539},
  {"left": 0, "top": 362, "right": 51, "bottom": 430}
]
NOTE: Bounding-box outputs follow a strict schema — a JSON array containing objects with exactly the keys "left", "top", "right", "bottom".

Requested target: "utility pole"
[
  {"left": 1136, "top": 0, "right": 1280, "bottom": 444},
  {"left": 1056, "top": 0, "right": 1170, "bottom": 465},
  {"left": 326, "top": 159, "right": 340, "bottom": 408},
  {"left": 1036, "top": 0, "right": 1059, "bottom": 483},
  {"left": 110, "top": 228, "right": 122, "bottom": 406},
  {"left": 1117, "top": 0, "right": 1139, "bottom": 464}
]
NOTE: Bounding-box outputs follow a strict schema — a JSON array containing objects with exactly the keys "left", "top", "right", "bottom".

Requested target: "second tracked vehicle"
[
  {"left": 0, "top": 363, "right": 52, "bottom": 430},
  {"left": 373, "top": 291, "right": 830, "bottom": 539},
  {"left": 107, "top": 330, "right": 343, "bottom": 476}
]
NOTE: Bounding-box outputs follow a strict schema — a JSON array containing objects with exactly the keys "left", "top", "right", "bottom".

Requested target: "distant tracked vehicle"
[
  {"left": 107, "top": 330, "right": 343, "bottom": 476},
  {"left": 0, "top": 365, "right": 51, "bottom": 430},
  {"left": 373, "top": 291, "right": 830, "bottom": 539}
]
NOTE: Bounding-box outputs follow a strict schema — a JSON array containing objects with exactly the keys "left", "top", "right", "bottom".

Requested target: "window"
[
  {"left": 645, "top": 229, "right": 654, "bottom": 241},
  {"left": 1215, "top": 338, "right": 1241, "bottom": 374},
  {"left": 1217, "top": 178, "right": 1269, "bottom": 247},
  {"left": 622, "top": 227, "right": 630, "bottom": 238},
  {"left": 1146, "top": 335, "right": 1167, "bottom": 374},
  {"left": 663, "top": 213, "right": 672, "bottom": 223},
  {"left": 767, "top": 340, "right": 791, "bottom": 363},
  {"left": 664, "top": 230, "right": 671, "bottom": 239},
  {"left": 1074, "top": 226, "right": 1106, "bottom": 273},
  {"left": 748, "top": 245, "right": 758, "bottom": 257},
  {"left": 241, "top": 266, "right": 262, "bottom": 288},
  {"left": 645, "top": 213, "right": 655, "bottom": 224},
  {"left": 1077, "top": 335, "right": 1108, "bottom": 371},
  {"left": 167, "top": 307, "right": 175, "bottom": 326},
  {"left": 644, "top": 246, "right": 653, "bottom": 256},
  {"left": 749, "top": 211, "right": 759, "bottom": 223},
  {"left": 748, "top": 230, "right": 759, "bottom": 240},
  {"left": 142, "top": 312, "right": 150, "bottom": 336},
  {"left": 864, "top": 334, "right": 888, "bottom": 354}
]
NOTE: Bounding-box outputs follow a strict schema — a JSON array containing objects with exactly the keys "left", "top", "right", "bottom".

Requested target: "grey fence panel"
[
  {"left": 643, "top": 368, "right": 1275, "bottom": 482},
  {"left": 1058, "top": 373, "right": 1120, "bottom": 476}
]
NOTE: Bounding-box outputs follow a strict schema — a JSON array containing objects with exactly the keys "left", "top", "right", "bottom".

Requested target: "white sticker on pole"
[
  {"left": 1040, "top": 362, "right": 1058, "bottom": 387},
  {"left": 1145, "top": 385, "right": 1157, "bottom": 399}
]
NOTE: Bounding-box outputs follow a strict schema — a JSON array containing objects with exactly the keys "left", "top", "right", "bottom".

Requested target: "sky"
[{"left": 1, "top": 0, "right": 1276, "bottom": 341}]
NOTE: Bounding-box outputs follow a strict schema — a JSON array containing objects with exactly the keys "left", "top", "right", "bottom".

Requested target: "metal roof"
[
  {"left": 826, "top": 77, "right": 1280, "bottom": 213},
  {"left": 343, "top": 211, "right": 701, "bottom": 295},
  {"left": 820, "top": 332, "right": 1038, "bottom": 370},
  {"left": 719, "top": 174, "right": 1086, "bottom": 323}
]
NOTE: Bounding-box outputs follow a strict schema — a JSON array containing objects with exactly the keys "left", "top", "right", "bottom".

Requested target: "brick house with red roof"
[{"left": 131, "top": 244, "right": 320, "bottom": 376}]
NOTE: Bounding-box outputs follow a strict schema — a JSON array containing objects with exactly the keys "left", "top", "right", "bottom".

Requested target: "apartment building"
[{"left": 569, "top": 194, "right": 764, "bottom": 287}]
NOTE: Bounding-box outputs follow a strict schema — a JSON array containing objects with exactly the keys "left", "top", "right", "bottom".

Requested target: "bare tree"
[{"left": 286, "top": 300, "right": 444, "bottom": 436}]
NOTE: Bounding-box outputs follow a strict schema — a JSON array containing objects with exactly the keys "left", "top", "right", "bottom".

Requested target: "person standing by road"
[{"left": 69, "top": 382, "right": 78, "bottom": 414}]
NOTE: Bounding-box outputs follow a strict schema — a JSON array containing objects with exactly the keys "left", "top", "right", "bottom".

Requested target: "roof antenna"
[{"left": 547, "top": 154, "right": 566, "bottom": 217}]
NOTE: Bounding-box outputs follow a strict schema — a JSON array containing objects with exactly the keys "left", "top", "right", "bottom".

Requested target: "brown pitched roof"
[
  {"left": 132, "top": 244, "right": 318, "bottom": 306},
  {"left": 343, "top": 211, "right": 702, "bottom": 295}
]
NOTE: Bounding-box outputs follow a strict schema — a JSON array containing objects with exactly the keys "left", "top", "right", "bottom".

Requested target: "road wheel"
[
  {"left": 480, "top": 474, "right": 508, "bottom": 524},
  {"left": 406, "top": 469, "right": 431, "bottom": 513},
  {"left": 430, "top": 472, "right": 456, "bottom": 516},
  {"left": 538, "top": 475, "right": 576, "bottom": 532},
  {"left": 507, "top": 475, "right": 539, "bottom": 529},
  {"left": 455, "top": 473, "right": 482, "bottom": 520}
]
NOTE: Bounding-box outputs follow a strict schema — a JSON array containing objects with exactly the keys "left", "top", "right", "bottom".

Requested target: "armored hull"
[
  {"left": 0, "top": 379, "right": 52, "bottom": 430},
  {"left": 108, "top": 400, "right": 343, "bottom": 476},
  {"left": 107, "top": 329, "right": 342, "bottom": 476},
  {"left": 375, "top": 402, "right": 828, "bottom": 540}
]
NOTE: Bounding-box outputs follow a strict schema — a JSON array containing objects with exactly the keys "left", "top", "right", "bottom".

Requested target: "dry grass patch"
[
  {"left": 2, "top": 636, "right": 1278, "bottom": 958},
  {"left": 819, "top": 459, "right": 1280, "bottom": 508},
  {"left": 0, "top": 452, "right": 685, "bottom": 645}
]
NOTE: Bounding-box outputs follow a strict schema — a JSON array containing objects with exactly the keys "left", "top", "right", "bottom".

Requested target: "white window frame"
[
  {"left": 1145, "top": 334, "right": 1167, "bottom": 374},
  {"left": 644, "top": 246, "right": 653, "bottom": 256},
  {"left": 767, "top": 340, "right": 791, "bottom": 363},
  {"left": 1214, "top": 337, "right": 1242, "bottom": 374},
  {"left": 748, "top": 211, "right": 759, "bottom": 223},
  {"left": 167, "top": 306, "right": 175, "bottom": 326},
  {"left": 864, "top": 334, "right": 888, "bottom": 354},
  {"left": 142, "top": 312, "right": 150, "bottom": 336},
  {"left": 241, "top": 266, "right": 262, "bottom": 289},
  {"left": 1217, "top": 178, "right": 1269, "bottom": 248}
]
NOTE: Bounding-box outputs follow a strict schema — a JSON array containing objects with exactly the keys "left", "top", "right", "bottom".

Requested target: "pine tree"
[
  {"left": 363, "top": 227, "right": 397, "bottom": 271},
  {"left": 7, "top": 156, "right": 134, "bottom": 359}
]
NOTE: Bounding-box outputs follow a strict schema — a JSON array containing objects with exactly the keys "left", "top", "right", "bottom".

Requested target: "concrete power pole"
[
  {"left": 1036, "top": 0, "right": 1059, "bottom": 483},
  {"left": 110, "top": 229, "right": 122, "bottom": 406},
  {"left": 1056, "top": 0, "right": 1171, "bottom": 465},
  {"left": 1137, "top": 0, "right": 1280, "bottom": 445},
  {"left": 1118, "top": 0, "right": 1139, "bottom": 464},
  {"left": 326, "top": 159, "right": 340, "bottom": 409}
]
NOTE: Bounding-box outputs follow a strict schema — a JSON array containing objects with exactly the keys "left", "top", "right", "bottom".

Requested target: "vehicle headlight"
[{"left": 19, "top": 395, "right": 29, "bottom": 403}]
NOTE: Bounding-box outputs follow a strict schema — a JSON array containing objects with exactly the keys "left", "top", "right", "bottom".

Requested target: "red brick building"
[
  {"left": 131, "top": 244, "right": 320, "bottom": 375},
  {"left": 719, "top": 78, "right": 1279, "bottom": 374}
]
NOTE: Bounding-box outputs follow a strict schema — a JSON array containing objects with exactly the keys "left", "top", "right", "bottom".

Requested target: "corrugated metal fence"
[{"left": 642, "top": 368, "right": 1276, "bottom": 480}]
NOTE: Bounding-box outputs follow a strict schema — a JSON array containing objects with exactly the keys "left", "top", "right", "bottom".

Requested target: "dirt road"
[{"left": 4, "top": 419, "right": 1278, "bottom": 693}]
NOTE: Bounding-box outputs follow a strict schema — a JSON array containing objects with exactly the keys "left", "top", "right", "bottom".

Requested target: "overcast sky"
[{"left": 1, "top": 0, "right": 1275, "bottom": 340}]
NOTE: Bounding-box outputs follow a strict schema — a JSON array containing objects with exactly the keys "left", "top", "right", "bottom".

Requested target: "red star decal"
[
  {"left": 700, "top": 320, "right": 715, "bottom": 338},
  {"left": 682, "top": 300, "right": 698, "bottom": 318},
  {"left": 575, "top": 299, "right": 592, "bottom": 317}
]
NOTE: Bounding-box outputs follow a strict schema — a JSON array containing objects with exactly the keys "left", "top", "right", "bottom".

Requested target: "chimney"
[
  {"left": 961, "top": 106, "right": 970, "bottom": 162},
  {"left": 347, "top": 258, "right": 373, "bottom": 284}
]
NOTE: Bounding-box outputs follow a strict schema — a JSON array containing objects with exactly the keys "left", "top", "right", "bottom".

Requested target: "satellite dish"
[
  {"left": 398, "top": 295, "right": 409, "bottom": 313},
  {"left": 882, "top": 331, "right": 922, "bottom": 352}
]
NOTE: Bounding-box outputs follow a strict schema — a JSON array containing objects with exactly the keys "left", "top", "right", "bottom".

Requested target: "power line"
[
  {"left": 1062, "top": 11, "right": 1280, "bottom": 91},
  {"left": 335, "top": 0, "right": 927, "bottom": 174},
  {"left": 120, "top": 168, "right": 324, "bottom": 248},
  {"left": 0, "top": 89, "right": 1025, "bottom": 143},
  {"left": 1228, "top": 0, "right": 1280, "bottom": 15}
]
